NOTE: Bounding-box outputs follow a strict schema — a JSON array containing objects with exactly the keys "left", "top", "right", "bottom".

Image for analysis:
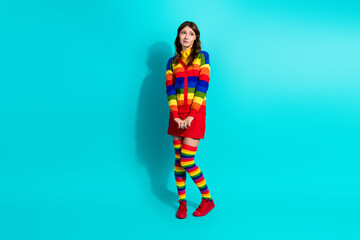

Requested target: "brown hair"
[{"left": 173, "top": 21, "right": 202, "bottom": 67}]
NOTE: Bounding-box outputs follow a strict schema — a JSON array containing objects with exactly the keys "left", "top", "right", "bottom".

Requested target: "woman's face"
[{"left": 179, "top": 26, "right": 196, "bottom": 49}]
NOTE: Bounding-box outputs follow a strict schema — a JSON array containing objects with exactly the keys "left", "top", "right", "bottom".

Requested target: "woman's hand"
[
  {"left": 174, "top": 118, "right": 185, "bottom": 129},
  {"left": 174, "top": 116, "right": 194, "bottom": 129},
  {"left": 183, "top": 116, "right": 194, "bottom": 129}
]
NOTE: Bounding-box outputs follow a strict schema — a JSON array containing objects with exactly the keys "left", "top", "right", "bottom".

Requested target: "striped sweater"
[{"left": 166, "top": 48, "right": 211, "bottom": 119}]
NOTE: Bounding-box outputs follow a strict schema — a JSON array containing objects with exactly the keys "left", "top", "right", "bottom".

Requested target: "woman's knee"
[
  {"left": 183, "top": 137, "right": 200, "bottom": 147},
  {"left": 172, "top": 135, "right": 184, "bottom": 141},
  {"left": 179, "top": 157, "right": 191, "bottom": 168}
]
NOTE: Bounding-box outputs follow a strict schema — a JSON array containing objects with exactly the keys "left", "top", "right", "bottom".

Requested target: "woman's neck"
[{"left": 182, "top": 47, "right": 192, "bottom": 52}]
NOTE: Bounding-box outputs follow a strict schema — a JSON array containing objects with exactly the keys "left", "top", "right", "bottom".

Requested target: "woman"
[{"left": 165, "top": 21, "right": 215, "bottom": 219}]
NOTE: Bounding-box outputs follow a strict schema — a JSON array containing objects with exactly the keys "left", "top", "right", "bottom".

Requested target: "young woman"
[{"left": 165, "top": 21, "right": 215, "bottom": 219}]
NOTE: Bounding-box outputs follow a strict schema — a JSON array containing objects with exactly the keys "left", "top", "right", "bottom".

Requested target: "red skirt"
[{"left": 167, "top": 112, "right": 206, "bottom": 139}]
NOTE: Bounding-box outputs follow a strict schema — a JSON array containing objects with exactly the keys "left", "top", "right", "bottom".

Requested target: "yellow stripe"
[
  {"left": 202, "top": 193, "right": 211, "bottom": 198},
  {"left": 193, "top": 96, "right": 204, "bottom": 105},
  {"left": 200, "top": 64, "right": 210, "bottom": 70},
  {"left": 195, "top": 179, "right": 206, "bottom": 187},
  {"left": 175, "top": 166, "right": 186, "bottom": 172},
  {"left": 168, "top": 99, "right": 177, "bottom": 105},
  {"left": 176, "top": 93, "right": 184, "bottom": 100},
  {"left": 181, "top": 162, "right": 194, "bottom": 167},
  {"left": 173, "top": 64, "right": 183, "bottom": 70},
  {"left": 189, "top": 168, "right": 201, "bottom": 176},
  {"left": 193, "top": 58, "right": 201, "bottom": 65},
  {"left": 182, "top": 149, "right": 196, "bottom": 155},
  {"left": 176, "top": 182, "right": 186, "bottom": 187}
]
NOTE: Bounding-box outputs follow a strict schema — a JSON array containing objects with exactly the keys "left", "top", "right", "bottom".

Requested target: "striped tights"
[{"left": 173, "top": 139, "right": 211, "bottom": 202}]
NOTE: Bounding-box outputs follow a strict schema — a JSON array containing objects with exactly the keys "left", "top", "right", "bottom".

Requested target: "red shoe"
[
  {"left": 176, "top": 200, "right": 187, "bottom": 219},
  {"left": 193, "top": 198, "right": 215, "bottom": 217}
]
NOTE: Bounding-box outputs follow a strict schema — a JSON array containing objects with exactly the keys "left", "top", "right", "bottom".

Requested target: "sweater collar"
[{"left": 181, "top": 48, "right": 192, "bottom": 58}]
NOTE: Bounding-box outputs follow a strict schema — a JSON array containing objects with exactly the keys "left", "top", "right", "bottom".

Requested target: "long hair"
[{"left": 173, "top": 21, "right": 202, "bottom": 67}]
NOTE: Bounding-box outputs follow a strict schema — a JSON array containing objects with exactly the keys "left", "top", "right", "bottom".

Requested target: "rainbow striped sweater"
[{"left": 166, "top": 48, "right": 211, "bottom": 119}]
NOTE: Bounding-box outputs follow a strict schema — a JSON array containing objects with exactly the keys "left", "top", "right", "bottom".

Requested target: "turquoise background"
[{"left": 1, "top": 0, "right": 359, "bottom": 239}]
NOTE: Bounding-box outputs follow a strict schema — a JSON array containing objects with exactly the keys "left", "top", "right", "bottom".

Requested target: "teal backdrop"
[{"left": 1, "top": 0, "right": 359, "bottom": 239}]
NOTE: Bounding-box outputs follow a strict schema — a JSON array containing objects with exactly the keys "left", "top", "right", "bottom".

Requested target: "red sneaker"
[
  {"left": 193, "top": 198, "right": 215, "bottom": 217},
  {"left": 176, "top": 200, "right": 187, "bottom": 219}
]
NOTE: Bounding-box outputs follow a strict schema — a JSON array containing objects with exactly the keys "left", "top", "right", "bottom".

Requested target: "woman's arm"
[
  {"left": 188, "top": 51, "right": 210, "bottom": 118},
  {"left": 166, "top": 57, "right": 179, "bottom": 119}
]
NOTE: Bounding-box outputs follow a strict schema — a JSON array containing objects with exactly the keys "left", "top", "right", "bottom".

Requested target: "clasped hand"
[{"left": 174, "top": 116, "right": 194, "bottom": 129}]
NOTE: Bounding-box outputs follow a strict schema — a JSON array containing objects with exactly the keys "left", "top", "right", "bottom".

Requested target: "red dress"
[
  {"left": 167, "top": 55, "right": 207, "bottom": 139},
  {"left": 167, "top": 111, "right": 206, "bottom": 139}
]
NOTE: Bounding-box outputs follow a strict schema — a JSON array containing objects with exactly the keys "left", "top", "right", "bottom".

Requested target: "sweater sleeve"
[
  {"left": 166, "top": 57, "right": 179, "bottom": 118},
  {"left": 188, "top": 51, "right": 210, "bottom": 118}
]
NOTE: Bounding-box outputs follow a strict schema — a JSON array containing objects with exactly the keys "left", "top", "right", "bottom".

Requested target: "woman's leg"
[
  {"left": 172, "top": 135, "right": 187, "bottom": 202},
  {"left": 180, "top": 137, "right": 211, "bottom": 200}
]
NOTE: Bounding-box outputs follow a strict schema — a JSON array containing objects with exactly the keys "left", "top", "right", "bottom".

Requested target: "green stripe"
[
  {"left": 188, "top": 87, "right": 196, "bottom": 93},
  {"left": 199, "top": 185, "right": 208, "bottom": 190},
  {"left": 191, "top": 171, "right": 202, "bottom": 179},
  {"left": 195, "top": 91, "right": 205, "bottom": 98},
  {"left": 168, "top": 95, "right": 176, "bottom": 100},
  {"left": 198, "top": 53, "right": 205, "bottom": 65},
  {"left": 181, "top": 152, "right": 195, "bottom": 157}
]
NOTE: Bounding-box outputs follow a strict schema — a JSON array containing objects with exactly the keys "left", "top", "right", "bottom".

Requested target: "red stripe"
[
  {"left": 201, "top": 189, "right": 209, "bottom": 194},
  {"left": 181, "top": 144, "right": 198, "bottom": 151},
  {"left": 173, "top": 140, "right": 182, "bottom": 145},
  {"left": 188, "top": 166, "right": 199, "bottom": 174},
  {"left": 194, "top": 176, "right": 204, "bottom": 183},
  {"left": 180, "top": 158, "right": 194, "bottom": 163}
]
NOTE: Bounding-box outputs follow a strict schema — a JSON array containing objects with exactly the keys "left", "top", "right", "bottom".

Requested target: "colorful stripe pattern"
[
  {"left": 180, "top": 143, "right": 211, "bottom": 199},
  {"left": 173, "top": 139, "right": 187, "bottom": 202},
  {"left": 166, "top": 50, "right": 210, "bottom": 118}
]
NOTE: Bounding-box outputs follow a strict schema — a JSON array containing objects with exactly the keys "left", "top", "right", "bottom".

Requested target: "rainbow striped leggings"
[{"left": 173, "top": 139, "right": 212, "bottom": 202}]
